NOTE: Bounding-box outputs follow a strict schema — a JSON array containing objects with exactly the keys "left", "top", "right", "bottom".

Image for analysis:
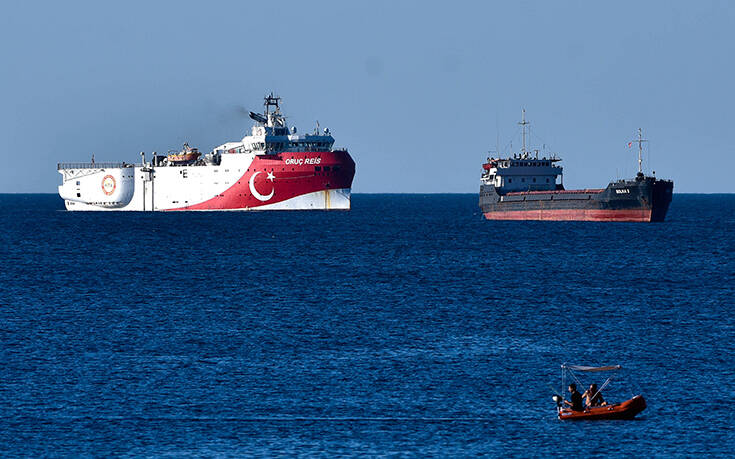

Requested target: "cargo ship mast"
[
  {"left": 633, "top": 128, "right": 647, "bottom": 175},
  {"left": 519, "top": 109, "right": 529, "bottom": 156}
]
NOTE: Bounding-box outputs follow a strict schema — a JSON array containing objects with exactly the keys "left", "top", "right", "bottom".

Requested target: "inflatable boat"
[{"left": 558, "top": 395, "right": 647, "bottom": 420}]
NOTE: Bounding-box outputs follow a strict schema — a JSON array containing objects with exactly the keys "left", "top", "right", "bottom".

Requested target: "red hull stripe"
[
  {"left": 483, "top": 208, "right": 653, "bottom": 222},
  {"left": 168, "top": 150, "right": 354, "bottom": 211}
]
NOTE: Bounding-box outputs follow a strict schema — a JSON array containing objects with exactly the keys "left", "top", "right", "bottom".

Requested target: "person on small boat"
[
  {"left": 564, "top": 383, "right": 584, "bottom": 411},
  {"left": 583, "top": 383, "right": 607, "bottom": 407}
]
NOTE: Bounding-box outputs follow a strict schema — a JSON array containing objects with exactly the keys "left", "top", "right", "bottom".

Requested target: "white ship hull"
[{"left": 59, "top": 150, "right": 354, "bottom": 211}]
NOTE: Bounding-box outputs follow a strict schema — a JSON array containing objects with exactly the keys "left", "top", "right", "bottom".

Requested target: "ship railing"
[
  {"left": 506, "top": 188, "right": 605, "bottom": 196},
  {"left": 58, "top": 162, "right": 133, "bottom": 170}
]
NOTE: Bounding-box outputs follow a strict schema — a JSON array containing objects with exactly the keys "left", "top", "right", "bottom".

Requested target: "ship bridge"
[
  {"left": 213, "top": 93, "right": 336, "bottom": 155},
  {"left": 481, "top": 110, "right": 564, "bottom": 192},
  {"left": 482, "top": 154, "right": 563, "bottom": 192}
]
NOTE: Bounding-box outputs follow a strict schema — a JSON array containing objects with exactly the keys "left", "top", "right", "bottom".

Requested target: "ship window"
[
  {"left": 315, "top": 166, "right": 321, "bottom": 171},
  {"left": 76, "top": 181, "right": 80, "bottom": 185},
  {"left": 546, "top": 178, "right": 550, "bottom": 183},
  {"left": 508, "top": 179, "right": 512, "bottom": 183},
  {"left": 333, "top": 166, "right": 340, "bottom": 171},
  {"left": 324, "top": 166, "right": 331, "bottom": 172},
  {"left": 522, "top": 178, "right": 525, "bottom": 182},
  {"left": 533, "top": 178, "right": 536, "bottom": 182},
  {"left": 76, "top": 193, "right": 81, "bottom": 198}
]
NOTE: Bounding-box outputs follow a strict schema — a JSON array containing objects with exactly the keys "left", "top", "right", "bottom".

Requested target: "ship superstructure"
[
  {"left": 479, "top": 111, "right": 673, "bottom": 222},
  {"left": 58, "top": 94, "right": 355, "bottom": 211}
]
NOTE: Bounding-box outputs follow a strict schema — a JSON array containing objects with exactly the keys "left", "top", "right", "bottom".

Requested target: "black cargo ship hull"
[{"left": 479, "top": 176, "right": 673, "bottom": 222}]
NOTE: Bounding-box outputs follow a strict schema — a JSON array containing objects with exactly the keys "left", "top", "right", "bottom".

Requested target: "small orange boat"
[
  {"left": 167, "top": 143, "right": 201, "bottom": 164},
  {"left": 553, "top": 363, "right": 647, "bottom": 421},
  {"left": 558, "top": 395, "right": 646, "bottom": 420}
]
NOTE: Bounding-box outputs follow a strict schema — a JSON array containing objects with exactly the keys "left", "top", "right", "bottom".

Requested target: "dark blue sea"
[{"left": 1, "top": 194, "right": 734, "bottom": 457}]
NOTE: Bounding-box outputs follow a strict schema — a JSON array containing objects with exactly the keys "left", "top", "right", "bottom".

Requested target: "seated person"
[
  {"left": 564, "top": 383, "right": 584, "bottom": 411},
  {"left": 583, "top": 383, "right": 607, "bottom": 407}
]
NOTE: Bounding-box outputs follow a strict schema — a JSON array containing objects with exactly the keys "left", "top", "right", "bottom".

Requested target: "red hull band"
[
  {"left": 169, "top": 150, "right": 354, "bottom": 211},
  {"left": 483, "top": 208, "right": 653, "bottom": 222}
]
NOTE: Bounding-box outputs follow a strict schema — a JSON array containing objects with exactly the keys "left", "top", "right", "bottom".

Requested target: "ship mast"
[
  {"left": 519, "top": 109, "right": 529, "bottom": 156},
  {"left": 264, "top": 93, "right": 281, "bottom": 116},
  {"left": 633, "top": 128, "right": 647, "bottom": 174}
]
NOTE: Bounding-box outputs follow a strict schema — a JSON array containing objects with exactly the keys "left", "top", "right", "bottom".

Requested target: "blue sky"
[{"left": 1, "top": 0, "right": 733, "bottom": 192}]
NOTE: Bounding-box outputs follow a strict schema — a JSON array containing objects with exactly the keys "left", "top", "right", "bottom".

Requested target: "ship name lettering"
[
  {"left": 615, "top": 189, "right": 630, "bottom": 194},
  {"left": 285, "top": 157, "right": 321, "bottom": 166}
]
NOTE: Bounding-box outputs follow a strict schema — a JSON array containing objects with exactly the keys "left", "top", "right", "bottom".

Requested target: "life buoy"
[{"left": 101, "top": 175, "right": 116, "bottom": 195}]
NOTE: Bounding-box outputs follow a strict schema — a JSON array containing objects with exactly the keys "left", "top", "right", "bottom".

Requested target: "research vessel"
[
  {"left": 58, "top": 94, "right": 355, "bottom": 211},
  {"left": 479, "top": 112, "right": 673, "bottom": 222}
]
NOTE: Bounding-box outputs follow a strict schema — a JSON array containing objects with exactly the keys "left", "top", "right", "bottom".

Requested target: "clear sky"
[{"left": 1, "top": 0, "right": 733, "bottom": 193}]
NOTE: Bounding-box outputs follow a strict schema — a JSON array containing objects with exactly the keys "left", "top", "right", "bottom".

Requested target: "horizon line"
[{"left": 1, "top": 192, "right": 734, "bottom": 196}]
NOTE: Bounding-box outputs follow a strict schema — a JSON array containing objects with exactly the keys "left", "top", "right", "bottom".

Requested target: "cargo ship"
[
  {"left": 479, "top": 112, "right": 673, "bottom": 222},
  {"left": 58, "top": 94, "right": 355, "bottom": 211}
]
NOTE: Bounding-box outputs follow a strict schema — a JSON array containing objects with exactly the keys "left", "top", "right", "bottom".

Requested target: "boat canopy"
[{"left": 562, "top": 364, "right": 622, "bottom": 372}]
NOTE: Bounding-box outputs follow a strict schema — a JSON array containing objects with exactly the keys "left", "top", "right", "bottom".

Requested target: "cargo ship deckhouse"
[
  {"left": 58, "top": 94, "right": 355, "bottom": 211},
  {"left": 479, "top": 111, "right": 673, "bottom": 222}
]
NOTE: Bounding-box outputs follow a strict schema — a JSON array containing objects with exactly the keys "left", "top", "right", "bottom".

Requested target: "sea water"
[{"left": 1, "top": 194, "right": 733, "bottom": 456}]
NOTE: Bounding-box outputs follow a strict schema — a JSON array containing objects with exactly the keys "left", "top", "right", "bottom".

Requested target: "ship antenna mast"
[
  {"left": 633, "top": 127, "right": 647, "bottom": 174},
  {"left": 264, "top": 92, "right": 281, "bottom": 116},
  {"left": 519, "top": 109, "right": 529, "bottom": 156}
]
